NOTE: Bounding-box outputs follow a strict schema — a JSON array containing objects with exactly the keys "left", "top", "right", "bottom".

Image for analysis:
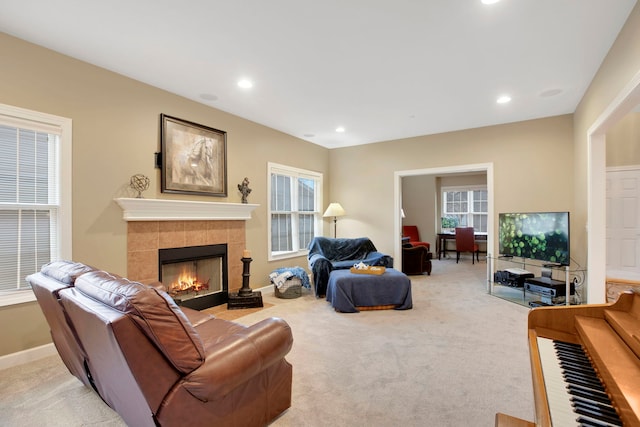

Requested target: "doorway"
[{"left": 394, "top": 163, "right": 494, "bottom": 273}]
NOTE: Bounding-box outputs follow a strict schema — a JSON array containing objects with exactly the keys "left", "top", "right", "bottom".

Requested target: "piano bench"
[{"left": 494, "top": 413, "right": 534, "bottom": 427}]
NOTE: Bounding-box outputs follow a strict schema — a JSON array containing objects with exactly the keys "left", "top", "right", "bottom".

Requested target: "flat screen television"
[{"left": 498, "top": 212, "right": 570, "bottom": 266}]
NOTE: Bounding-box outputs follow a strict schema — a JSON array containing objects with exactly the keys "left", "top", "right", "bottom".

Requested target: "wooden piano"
[{"left": 496, "top": 290, "right": 640, "bottom": 427}]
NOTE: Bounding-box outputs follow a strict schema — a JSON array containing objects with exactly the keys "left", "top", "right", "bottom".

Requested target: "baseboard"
[
  {"left": 255, "top": 284, "right": 274, "bottom": 293},
  {"left": 0, "top": 343, "right": 57, "bottom": 371}
]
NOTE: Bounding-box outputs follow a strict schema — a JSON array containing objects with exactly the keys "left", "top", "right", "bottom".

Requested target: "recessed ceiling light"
[
  {"left": 335, "top": 126, "right": 345, "bottom": 133},
  {"left": 496, "top": 95, "right": 511, "bottom": 104},
  {"left": 237, "top": 79, "right": 253, "bottom": 89},
  {"left": 199, "top": 93, "right": 218, "bottom": 101},
  {"left": 481, "top": 0, "right": 500, "bottom": 4},
  {"left": 539, "top": 88, "right": 563, "bottom": 98}
]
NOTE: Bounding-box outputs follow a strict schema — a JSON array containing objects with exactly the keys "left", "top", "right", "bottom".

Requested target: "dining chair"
[{"left": 455, "top": 227, "right": 479, "bottom": 264}]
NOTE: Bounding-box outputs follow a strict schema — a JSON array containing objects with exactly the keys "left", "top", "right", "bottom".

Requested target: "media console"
[{"left": 487, "top": 254, "right": 576, "bottom": 307}]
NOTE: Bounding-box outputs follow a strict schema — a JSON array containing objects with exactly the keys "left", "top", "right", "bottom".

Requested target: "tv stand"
[{"left": 487, "top": 254, "right": 575, "bottom": 306}]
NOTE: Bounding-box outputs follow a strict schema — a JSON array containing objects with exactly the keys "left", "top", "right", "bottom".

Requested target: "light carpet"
[
  {"left": 0, "top": 259, "right": 535, "bottom": 426},
  {"left": 202, "top": 301, "right": 275, "bottom": 321}
]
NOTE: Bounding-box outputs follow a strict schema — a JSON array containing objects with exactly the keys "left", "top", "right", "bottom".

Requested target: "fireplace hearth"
[{"left": 159, "top": 244, "right": 228, "bottom": 310}]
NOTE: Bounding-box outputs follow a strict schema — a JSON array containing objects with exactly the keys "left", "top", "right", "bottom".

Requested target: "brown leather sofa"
[{"left": 28, "top": 260, "right": 293, "bottom": 427}]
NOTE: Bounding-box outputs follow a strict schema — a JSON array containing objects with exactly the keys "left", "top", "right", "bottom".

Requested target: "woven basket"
[{"left": 274, "top": 277, "right": 302, "bottom": 299}]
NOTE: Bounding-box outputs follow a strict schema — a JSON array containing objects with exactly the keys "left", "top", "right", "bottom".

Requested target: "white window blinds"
[
  {"left": 0, "top": 109, "right": 63, "bottom": 295},
  {"left": 268, "top": 162, "right": 322, "bottom": 260}
]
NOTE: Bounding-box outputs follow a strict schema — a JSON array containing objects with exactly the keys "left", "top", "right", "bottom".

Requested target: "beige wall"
[
  {"left": 573, "top": 2, "right": 640, "bottom": 300},
  {"left": 606, "top": 111, "right": 640, "bottom": 167},
  {"left": 439, "top": 174, "right": 487, "bottom": 188},
  {"left": 0, "top": 302, "right": 50, "bottom": 355},
  {"left": 3, "top": 1, "right": 639, "bottom": 356},
  {"left": 330, "top": 115, "right": 574, "bottom": 259},
  {"left": 401, "top": 175, "right": 437, "bottom": 246},
  {"left": 0, "top": 33, "right": 330, "bottom": 356}
]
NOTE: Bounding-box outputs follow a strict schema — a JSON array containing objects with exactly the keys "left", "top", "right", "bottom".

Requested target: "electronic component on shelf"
[
  {"left": 504, "top": 267, "right": 533, "bottom": 276},
  {"left": 494, "top": 269, "right": 535, "bottom": 287},
  {"left": 524, "top": 277, "right": 575, "bottom": 297}
]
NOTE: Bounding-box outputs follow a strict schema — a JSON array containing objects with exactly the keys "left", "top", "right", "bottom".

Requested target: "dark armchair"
[
  {"left": 307, "top": 237, "right": 393, "bottom": 297},
  {"left": 455, "top": 227, "right": 479, "bottom": 264},
  {"left": 402, "top": 244, "right": 432, "bottom": 275}
]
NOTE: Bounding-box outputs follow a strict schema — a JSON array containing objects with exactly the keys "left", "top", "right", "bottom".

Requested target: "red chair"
[
  {"left": 455, "top": 227, "right": 479, "bottom": 264},
  {"left": 402, "top": 225, "right": 431, "bottom": 251}
]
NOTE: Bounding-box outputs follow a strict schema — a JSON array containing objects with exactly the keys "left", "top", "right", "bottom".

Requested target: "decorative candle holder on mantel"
[{"left": 227, "top": 250, "right": 263, "bottom": 310}]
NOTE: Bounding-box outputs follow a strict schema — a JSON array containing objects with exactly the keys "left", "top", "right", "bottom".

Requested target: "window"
[
  {"left": 0, "top": 104, "right": 72, "bottom": 306},
  {"left": 268, "top": 162, "right": 322, "bottom": 260},
  {"left": 442, "top": 186, "right": 488, "bottom": 233}
]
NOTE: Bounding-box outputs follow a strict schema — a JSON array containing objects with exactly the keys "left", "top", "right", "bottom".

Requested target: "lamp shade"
[{"left": 323, "top": 202, "right": 346, "bottom": 217}]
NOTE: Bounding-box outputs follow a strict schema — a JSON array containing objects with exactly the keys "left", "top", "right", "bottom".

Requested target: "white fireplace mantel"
[{"left": 114, "top": 198, "right": 259, "bottom": 221}]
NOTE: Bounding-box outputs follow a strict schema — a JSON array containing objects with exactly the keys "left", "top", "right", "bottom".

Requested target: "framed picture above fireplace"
[{"left": 160, "top": 114, "right": 227, "bottom": 197}]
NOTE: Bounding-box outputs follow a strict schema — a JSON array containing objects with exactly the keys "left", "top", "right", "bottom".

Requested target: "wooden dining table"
[{"left": 436, "top": 232, "right": 487, "bottom": 260}]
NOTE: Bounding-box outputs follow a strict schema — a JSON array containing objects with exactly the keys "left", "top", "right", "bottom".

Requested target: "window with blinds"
[
  {"left": 0, "top": 104, "right": 71, "bottom": 305},
  {"left": 268, "top": 162, "right": 322, "bottom": 260}
]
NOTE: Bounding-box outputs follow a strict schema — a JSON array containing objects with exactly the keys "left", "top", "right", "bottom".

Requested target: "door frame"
[
  {"left": 588, "top": 68, "right": 640, "bottom": 302},
  {"left": 394, "top": 163, "right": 494, "bottom": 271}
]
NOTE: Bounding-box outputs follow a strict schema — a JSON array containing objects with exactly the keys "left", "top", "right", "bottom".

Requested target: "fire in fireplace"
[
  {"left": 165, "top": 263, "right": 212, "bottom": 297},
  {"left": 159, "top": 244, "right": 228, "bottom": 310}
]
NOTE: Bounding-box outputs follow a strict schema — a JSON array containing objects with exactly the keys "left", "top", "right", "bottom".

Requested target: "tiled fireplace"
[{"left": 115, "top": 198, "right": 258, "bottom": 308}]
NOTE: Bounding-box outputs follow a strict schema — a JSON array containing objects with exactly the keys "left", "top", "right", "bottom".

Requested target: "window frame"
[
  {"left": 267, "top": 162, "right": 323, "bottom": 261},
  {"left": 442, "top": 185, "right": 488, "bottom": 234},
  {"left": 0, "top": 103, "right": 72, "bottom": 307}
]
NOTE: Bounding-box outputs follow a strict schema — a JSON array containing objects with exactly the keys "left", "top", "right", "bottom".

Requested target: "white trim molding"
[
  {"left": 115, "top": 198, "right": 259, "bottom": 221},
  {"left": 0, "top": 343, "right": 57, "bottom": 370},
  {"left": 0, "top": 290, "right": 36, "bottom": 307},
  {"left": 606, "top": 164, "right": 640, "bottom": 173}
]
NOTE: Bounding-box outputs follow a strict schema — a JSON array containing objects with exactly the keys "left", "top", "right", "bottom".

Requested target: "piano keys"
[
  {"left": 496, "top": 290, "right": 640, "bottom": 427},
  {"left": 537, "top": 337, "right": 622, "bottom": 426}
]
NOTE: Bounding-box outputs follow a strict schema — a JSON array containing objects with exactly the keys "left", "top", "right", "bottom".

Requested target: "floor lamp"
[{"left": 323, "top": 203, "right": 346, "bottom": 238}]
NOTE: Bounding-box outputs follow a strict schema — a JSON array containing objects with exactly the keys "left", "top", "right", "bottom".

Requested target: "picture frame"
[{"left": 160, "top": 114, "right": 227, "bottom": 197}]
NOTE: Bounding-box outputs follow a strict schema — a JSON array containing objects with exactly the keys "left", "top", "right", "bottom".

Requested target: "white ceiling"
[{"left": 0, "top": 1, "right": 636, "bottom": 148}]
